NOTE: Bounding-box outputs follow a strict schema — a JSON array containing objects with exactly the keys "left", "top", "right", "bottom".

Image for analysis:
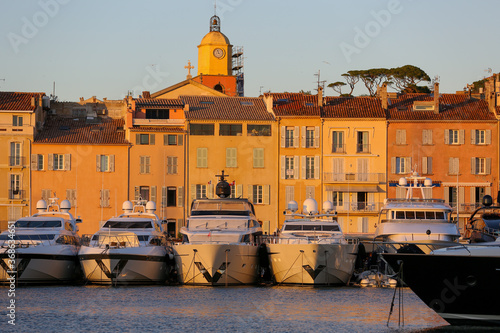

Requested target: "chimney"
[
  {"left": 378, "top": 83, "right": 388, "bottom": 110},
  {"left": 317, "top": 86, "right": 324, "bottom": 107},
  {"left": 142, "top": 91, "right": 151, "bottom": 98},
  {"left": 485, "top": 77, "right": 496, "bottom": 114},
  {"left": 31, "top": 96, "right": 36, "bottom": 108},
  {"left": 433, "top": 83, "right": 440, "bottom": 114}
]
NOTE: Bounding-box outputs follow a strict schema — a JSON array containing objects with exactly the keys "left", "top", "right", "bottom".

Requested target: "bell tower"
[{"left": 197, "top": 15, "right": 232, "bottom": 76}]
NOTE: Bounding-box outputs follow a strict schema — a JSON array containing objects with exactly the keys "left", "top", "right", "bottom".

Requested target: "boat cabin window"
[
  {"left": 14, "top": 220, "right": 62, "bottom": 228},
  {"left": 283, "top": 224, "right": 340, "bottom": 232},
  {"left": 102, "top": 221, "right": 153, "bottom": 229},
  {"left": 284, "top": 225, "right": 302, "bottom": 231},
  {"left": 406, "top": 211, "right": 415, "bottom": 219},
  {"left": 435, "top": 211, "right": 445, "bottom": 219},
  {"left": 137, "top": 235, "right": 149, "bottom": 241},
  {"left": 56, "top": 235, "right": 79, "bottom": 245},
  {"left": 425, "top": 211, "right": 436, "bottom": 219},
  {"left": 415, "top": 211, "right": 425, "bottom": 219},
  {"left": 241, "top": 234, "right": 250, "bottom": 243},
  {"left": 395, "top": 211, "right": 405, "bottom": 219},
  {"left": 392, "top": 210, "right": 447, "bottom": 220},
  {"left": 0, "top": 234, "right": 56, "bottom": 240}
]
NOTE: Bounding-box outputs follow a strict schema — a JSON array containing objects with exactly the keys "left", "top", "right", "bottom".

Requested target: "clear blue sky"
[{"left": 1, "top": 0, "right": 498, "bottom": 101}]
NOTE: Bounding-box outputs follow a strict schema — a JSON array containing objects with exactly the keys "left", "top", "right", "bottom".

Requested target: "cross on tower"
[{"left": 184, "top": 60, "right": 194, "bottom": 79}]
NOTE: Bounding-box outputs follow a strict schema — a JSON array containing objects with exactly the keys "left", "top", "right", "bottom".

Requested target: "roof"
[
  {"left": 199, "top": 31, "right": 231, "bottom": 45},
  {"left": 135, "top": 98, "right": 184, "bottom": 109},
  {"left": 182, "top": 96, "right": 274, "bottom": 121},
  {"left": 0, "top": 91, "right": 45, "bottom": 111},
  {"left": 151, "top": 78, "right": 228, "bottom": 99},
  {"left": 129, "top": 126, "right": 184, "bottom": 133},
  {"left": 35, "top": 117, "right": 129, "bottom": 145},
  {"left": 387, "top": 94, "right": 497, "bottom": 121},
  {"left": 265, "top": 93, "right": 321, "bottom": 117},
  {"left": 323, "top": 96, "right": 386, "bottom": 118}
]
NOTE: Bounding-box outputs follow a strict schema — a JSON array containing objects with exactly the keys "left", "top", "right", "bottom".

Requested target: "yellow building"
[
  {"left": 322, "top": 96, "right": 387, "bottom": 235},
  {"left": 126, "top": 97, "right": 187, "bottom": 237},
  {"left": 264, "top": 92, "right": 323, "bottom": 230},
  {"left": 31, "top": 116, "right": 130, "bottom": 235},
  {"left": 183, "top": 95, "right": 277, "bottom": 233},
  {"left": 0, "top": 92, "right": 46, "bottom": 229}
]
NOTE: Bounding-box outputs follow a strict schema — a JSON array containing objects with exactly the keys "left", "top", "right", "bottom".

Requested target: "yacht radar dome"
[
  {"left": 146, "top": 201, "right": 156, "bottom": 213},
  {"left": 424, "top": 178, "right": 432, "bottom": 187},
  {"left": 36, "top": 200, "right": 47, "bottom": 212},
  {"left": 60, "top": 199, "right": 71, "bottom": 212},
  {"left": 398, "top": 177, "right": 408, "bottom": 186},
  {"left": 483, "top": 195, "right": 493, "bottom": 207},
  {"left": 323, "top": 200, "right": 334, "bottom": 213},
  {"left": 303, "top": 198, "right": 318, "bottom": 215},
  {"left": 122, "top": 201, "right": 133, "bottom": 212},
  {"left": 287, "top": 200, "right": 298, "bottom": 213}
]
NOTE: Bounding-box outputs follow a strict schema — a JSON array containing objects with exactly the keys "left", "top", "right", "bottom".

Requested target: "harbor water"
[{"left": 0, "top": 285, "right": 461, "bottom": 333}]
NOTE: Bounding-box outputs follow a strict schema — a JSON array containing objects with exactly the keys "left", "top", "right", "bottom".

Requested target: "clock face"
[{"left": 213, "top": 48, "right": 225, "bottom": 59}]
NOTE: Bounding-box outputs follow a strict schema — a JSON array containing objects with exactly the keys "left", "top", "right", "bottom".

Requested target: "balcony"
[
  {"left": 9, "top": 156, "right": 26, "bottom": 167},
  {"left": 331, "top": 144, "right": 346, "bottom": 153},
  {"left": 132, "top": 118, "right": 184, "bottom": 126},
  {"left": 335, "top": 201, "right": 383, "bottom": 213},
  {"left": 356, "top": 143, "right": 370, "bottom": 153},
  {"left": 324, "top": 173, "right": 386, "bottom": 183},
  {"left": 449, "top": 202, "right": 482, "bottom": 214},
  {"left": 9, "top": 189, "right": 26, "bottom": 200}
]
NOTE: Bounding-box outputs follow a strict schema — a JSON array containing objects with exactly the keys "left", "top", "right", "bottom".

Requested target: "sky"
[{"left": 1, "top": 0, "right": 499, "bottom": 101}]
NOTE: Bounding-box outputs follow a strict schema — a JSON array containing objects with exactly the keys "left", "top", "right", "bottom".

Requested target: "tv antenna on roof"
[{"left": 314, "top": 70, "right": 326, "bottom": 92}]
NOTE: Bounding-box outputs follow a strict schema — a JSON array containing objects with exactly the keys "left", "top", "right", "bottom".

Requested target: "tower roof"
[{"left": 199, "top": 31, "right": 230, "bottom": 45}]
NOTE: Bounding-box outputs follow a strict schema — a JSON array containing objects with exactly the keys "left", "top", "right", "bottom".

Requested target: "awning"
[{"left": 325, "top": 185, "right": 382, "bottom": 193}]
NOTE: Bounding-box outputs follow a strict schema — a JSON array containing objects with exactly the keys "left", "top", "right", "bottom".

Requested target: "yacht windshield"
[
  {"left": 191, "top": 201, "right": 253, "bottom": 216},
  {"left": 15, "top": 220, "right": 62, "bottom": 228},
  {"left": 102, "top": 221, "right": 153, "bottom": 228},
  {"left": 284, "top": 225, "right": 340, "bottom": 232},
  {"left": 0, "top": 234, "right": 56, "bottom": 240}
]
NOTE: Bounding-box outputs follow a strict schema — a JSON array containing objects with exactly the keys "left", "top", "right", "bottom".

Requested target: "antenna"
[{"left": 314, "top": 70, "right": 326, "bottom": 92}]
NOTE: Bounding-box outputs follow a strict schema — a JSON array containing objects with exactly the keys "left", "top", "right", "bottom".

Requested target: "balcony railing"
[
  {"left": 335, "top": 201, "right": 383, "bottom": 213},
  {"left": 9, "top": 189, "right": 26, "bottom": 200},
  {"left": 9, "top": 156, "right": 26, "bottom": 167},
  {"left": 449, "top": 202, "right": 482, "bottom": 214},
  {"left": 331, "top": 144, "right": 346, "bottom": 153},
  {"left": 356, "top": 143, "right": 370, "bottom": 153},
  {"left": 324, "top": 173, "right": 386, "bottom": 183}
]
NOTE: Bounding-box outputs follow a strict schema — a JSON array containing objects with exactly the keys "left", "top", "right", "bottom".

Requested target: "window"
[
  {"left": 422, "top": 157, "right": 433, "bottom": 175},
  {"left": 66, "top": 189, "right": 77, "bottom": 207},
  {"left": 167, "top": 187, "right": 177, "bottom": 207},
  {"left": 166, "top": 134, "right": 177, "bottom": 145},
  {"left": 140, "top": 156, "right": 151, "bottom": 174},
  {"left": 9, "top": 174, "right": 21, "bottom": 199},
  {"left": 285, "top": 127, "right": 295, "bottom": 147},
  {"left": 305, "top": 156, "right": 315, "bottom": 179},
  {"left": 332, "top": 131, "right": 344, "bottom": 153},
  {"left": 53, "top": 154, "right": 65, "bottom": 170},
  {"left": 12, "top": 115, "right": 23, "bottom": 126},
  {"left": 220, "top": 124, "right": 242, "bottom": 136},
  {"left": 226, "top": 148, "right": 237, "bottom": 168},
  {"left": 96, "top": 155, "right": 115, "bottom": 172},
  {"left": 395, "top": 129, "right": 406, "bottom": 145},
  {"left": 331, "top": 191, "right": 344, "bottom": 207},
  {"left": 252, "top": 185, "right": 263, "bottom": 204},
  {"left": 472, "top": 157, "right": 491, "bottom": 175},
  {"left": 247, "top": 124, "right": 271, "bottom": 136},
  {"left": 285, "top": 156, "right": 295, "bottom": 179},
  {"left": 10, "top": 142, "right": 22, "bottom": 166},
  {"left": 471, "top": 129, "right": 491, "bottom": 145},
  {"left": 474, "top": 187, "right": 486, "bottom": 205},
  {"left": 393, "top": 157, "right": 410, "bottom": 174},
  {"left": 448, "top": 157, "right": 459, "bottom": 175},
  {"left": 422, "top": 129, "right": 433, "bottom": 145},
  {"left": 253, "top": 148, "right": 264, "bottom": 168},
  {"left": 146, "top": 109, "right": 169, "bottom": 119},
  {"left": 197, "top": 148, "right": 207, "bottom": 168},
  {"left": 136, "top": 133, "right": 155, "bottom": 145},
  {"left": 37, "top": 154, "right": 44, "bottom": 170},
  {"left": 196, "top": 184, "right": 207, "bottom": 199},
  {"left": 445, "top": 129, "right": 464, "bottom": 145},
  {"left": 305, "top": 127, "right": 315, "bottom": 148},
  {"left": 167, "top": 156, "right": 178, "bottom": 174},
  {"left": 137, "top": 186, "right": 149, "bottom": 201},
  {"left": 190, "top": 124, "right": 214, "bottom": 135},
  {"left": 100, "top": 189, "right": 110, "bottom": 207},
  {"left": 285, "top": 186, "right": 294, "bottom": 204},
  {"left": 357, "top": 131, "right": 369, "bottom": 153}
]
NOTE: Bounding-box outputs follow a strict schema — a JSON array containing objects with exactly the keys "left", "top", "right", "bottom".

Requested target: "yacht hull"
[
  {"left": 78, "top": 246, "right": 170, "bottom": 285},
  {"left": 0, "top": 246, "right": 80, "bottom": 284},
  {"left": 267, "top": 243, "right": 358, "bottom": 285},
  {"left": 173, "top": 244, "right": 259, "bottom": 285},
  {"left": 384, "top": 252, "right": 500, "bottom": 326}
]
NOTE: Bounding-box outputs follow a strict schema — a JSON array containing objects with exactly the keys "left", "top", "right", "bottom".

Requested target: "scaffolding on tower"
[{"left": 232, "top": 46, "right": 244, "bottom": 97}]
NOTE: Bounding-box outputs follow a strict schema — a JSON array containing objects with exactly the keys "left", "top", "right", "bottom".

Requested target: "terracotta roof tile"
[
  {"left": 35, "top": 117, "right": 129, "bottom": 144},
  {"left": 135, "top": 98, "right": 184, "bottom": 109},
  {"left": 0, "top": 91, "right": 45, "bottom": 111},
  {"left": 322, "top": 96, "right": 385, "bottom": 118},
  {"left": 387, "top": 94, "right": 496, "bottom": 120},
  {"left": 129, "top": 126, "right": 184, "bottom": 133},
  {"left": 266, "top": 93, "right": 321, "bottom": 116},
  {"left": 181, "top": 96, "right": 274, "bottom": 121}
]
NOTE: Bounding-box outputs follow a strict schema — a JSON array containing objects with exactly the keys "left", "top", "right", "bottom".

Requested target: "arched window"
[{"left": 214, "top": 83, "right": 224, "bottom": 93}]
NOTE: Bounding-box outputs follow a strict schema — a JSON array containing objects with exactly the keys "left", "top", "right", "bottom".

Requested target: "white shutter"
[
  {"left": 293, "top": 126, "right": 299, "bottom": 148},
  {"left": 471, "top": 157, "right": 476, "bottom": 175},
  {"left": 486, "top": 158, "right": 491, "bottom": 175},
  {"left": 422, "top": 130, "right": 427, "bottom": 145},
  {"left": 151, "top": 186, "right": 157, "bottom": 204},
  {"left": 280, "top": 126, "right": 286, "bottom": 147},
  {"left": 314, "top": 126, "right": 320, "bottom": 148},
  {"left": 177, "top": 186, "right": 184, "bottom": 207},
  {"left": 190, "top": 184, "right": 196, "bottom": 202},
  {"left": 486, "top": 187, "right": 492, "bottom": 195},
  {"left": 486, "top": 130, "right": 491, "bottom": 144},
  {"left": 110, "top": 155, "right": 115, "bottom": 172},
  {"left": 449, "top": 157, "right": 454, "bottom": 174},
  {"left": 134, "top": 186, "right": 140, "bottom": 201},
  {"left": 280, "top": 156, "right": 286, "bottom": 179},
  {"left": 207, "top": 184, "right": 214, "bottom": 199},
  {"left": 459, "top": 187, "right": 465, "bottom": 206},
  {"left": 64, "top": 154, "right": 71, "bottom": 170},
  {"left": 470, "top": 187, "right": 476, "bottom": 205},
  {"left": 396, "top": 130, "right": 401, "bottom": 145},
  {"left": 96, "top": 155, "right": 101, "bottom": 172},
  {"left": 314, "top": 156, "right": 320, "bottom": 180},
  {"left": 401, "top": 129, "right": 406, "bottom": 145},
  {"left": 31, "top": 154, "right": 38, "bottom": 171},
  {"left": 247, "top": 185, "right": 254, "bottom": 203},
  {"left": 47, "top": 154, "right": 53, "bottom": 170},
  {"left": 294, "top": 156, "right": 300, "bottom": 179},
  {"left": 427, "top": 129, "right": 433, "bottom": 145},
  {"left": 301, "top": 156, "right": 306, "bottom": 179},
  {"left": 444, "top": 130, "right": 449, "bottom": 144},
  {"left": 140, "top": 156, "right": 145, "bottom": 174},
  {"left": 236, "top": 184, "right": 243, "bottom": 198},
  {"left": 471, "top": 130, "right": 476, "bottom": 145},
  {"left": 459, "top": 129, "right": 465, "bottom": 144},
  {"left": 444, "top": 187, "right": 450, "bottom": 203},
  {"left": 162, "top": 186, "right": 167, "bottom": 207},
  {"left": 263, "top": 185, "right": 270, "bottom": 205},
  {"left": 391, "top": 157, "right": 396, "bottom": 174},
  {"left": 301, "top": 126, "right": 306, "bottom": 148},
  {"left": 422, "top": 157, "right": 428, "bottom": 174}
]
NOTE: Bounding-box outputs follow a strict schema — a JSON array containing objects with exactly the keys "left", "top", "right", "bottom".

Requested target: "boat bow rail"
[{"left": 81, "top": 233, "right": 167, "bottom": 248}]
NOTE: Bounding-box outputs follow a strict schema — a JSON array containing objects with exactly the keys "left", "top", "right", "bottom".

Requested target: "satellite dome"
[
  {"left": 399, "top": 177, "right": 408, "bottom": 186},
  {"left": 36, "top": 200, "right": 47, "bottom": 212},
  {"left": 60, "top": 200, "right": 71, "bottom": 212},
  {"left": 323, "top": 200, "right": 334, "bottom": 213},
  {"left": 122, "top": 201, "right": 133, "bottom": 212},
  {"left": 287, "top": 200, "right": 298, "bottom": 212},
  {"left": 424, "top": 178, "right": 432, "bottom": 187},
  {"left": 303, "top": 198, "right": 318, "bottom": 215},
  {"left": 146, "top": 201, "right": 156, "bottom": 213}
]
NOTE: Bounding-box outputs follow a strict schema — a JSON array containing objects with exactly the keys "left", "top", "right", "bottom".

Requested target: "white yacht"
[
  {"left": 374, "top": 174, "right": 460, "bottom": 253},
  {"left": 78, "top": 200, "right": 173, "bottom": 285},
  {"left": 264, "top": 199, "right": 359, "bottom": 285},
  {"left": 173, "top": 172, "right": 262, "bottom": 286},
  {"left": 0, "top": 198, "right": 82, "bottom": 284}
]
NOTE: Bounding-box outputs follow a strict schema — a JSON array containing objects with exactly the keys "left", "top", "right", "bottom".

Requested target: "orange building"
[
  {"left": 31, "top": 116, "right": 130, "bottom": 235},
  {"left": 385, "top": 83, "right": 499, "bottom": 231}
]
